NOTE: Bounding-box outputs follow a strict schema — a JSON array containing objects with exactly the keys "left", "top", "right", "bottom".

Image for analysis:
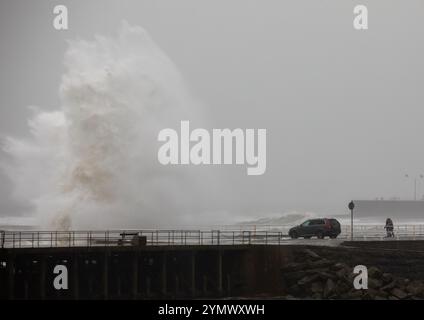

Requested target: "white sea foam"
[{"left": 1, "top": 22, "right": 209, "bottom": 230}]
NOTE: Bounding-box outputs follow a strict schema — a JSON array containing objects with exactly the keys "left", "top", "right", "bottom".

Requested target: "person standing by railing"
[{"left": 385, "top": 218, "right": 394, "bottom": 238}]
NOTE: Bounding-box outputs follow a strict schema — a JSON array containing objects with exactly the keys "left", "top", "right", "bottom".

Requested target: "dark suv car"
[{"left": 289, "top": 218, "right": 341, "bottom": 239}]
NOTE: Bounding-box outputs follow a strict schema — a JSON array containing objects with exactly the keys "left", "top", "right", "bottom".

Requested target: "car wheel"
[
  {"left": 317, "top": 232, "right": 324, "bottom": 239},
  {"left": 330, "top": 235, "right": 337, "bottom": 239},
  {"left": 304, "top": 236, "right": 311, "bottom": 239},
  {"left": 290, "top": 231, "right": 298, "bottom": 239}
]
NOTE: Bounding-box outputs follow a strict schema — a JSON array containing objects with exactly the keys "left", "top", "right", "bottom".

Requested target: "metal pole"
[{"left": 351, "top": 209, "right": 353, "bottom": 241}]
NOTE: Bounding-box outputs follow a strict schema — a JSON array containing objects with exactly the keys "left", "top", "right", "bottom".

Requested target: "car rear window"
[{"left": 330, "top": 219, "right": 340, "bottom": 227}]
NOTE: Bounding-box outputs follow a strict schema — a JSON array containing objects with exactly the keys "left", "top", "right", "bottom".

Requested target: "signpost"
[{"left": 348, "top": 201, "right": 355, "bottom": 241}]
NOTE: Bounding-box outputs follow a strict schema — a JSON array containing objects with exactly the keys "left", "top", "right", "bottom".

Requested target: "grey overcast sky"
[{"left": 0, "top": 0, "right": 423, "bottom": 223}]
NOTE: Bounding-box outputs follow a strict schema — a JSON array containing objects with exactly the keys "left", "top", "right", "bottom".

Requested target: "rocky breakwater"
[{"left": 281, "top": 249, "right": 424, "bottom": 300}]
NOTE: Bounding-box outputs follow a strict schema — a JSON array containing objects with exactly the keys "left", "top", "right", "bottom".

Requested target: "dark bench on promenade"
[{"left": 118, "top": 232, "right": 147, "bottom": 246}]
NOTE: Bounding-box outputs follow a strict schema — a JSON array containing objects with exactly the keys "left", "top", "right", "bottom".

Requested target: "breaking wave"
[{"left": 1, "top": 22, "right": 208, "bottom": 230}]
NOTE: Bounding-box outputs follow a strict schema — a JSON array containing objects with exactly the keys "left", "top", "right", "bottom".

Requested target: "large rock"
[
  {"left": 378, "top": 289, "right": 389, "bottom": 298},
  {"left": 391, "top": 288, "right": 408, "bottom": 300},
  {"left": 397, "top": 278, "right": 410, "bottom": 288},
  {"left": 336, "top": 268, "right": 349, "bottom": 279},
  {"left": 368, "top": 278, "right": 383, "bottom": 290},
  {"left": 307, "top": 259, "right": 334, "bottom": 269},
  {"left": 331, "top": 262, "right": 349, "bottom": 271},
  {"left": 368, "top": 266, "right": 383, "bottom": 279},
  {"left": 406, "top": 281, "right": 423, "bottom": 296},
  {"left": 298, "top": 274, "right": 320, "bottom": 286},
  {"left": 302, "top": 249, "right": 322, "bottom": 260},
  {"left": 323, "top": 279, "right": 336, "bottom": 298},
  {"left": 311, "top": 281, "right": 324, "bottom": 294},
  {"left": 305, "top": 268, "right": 333, "bottom": 276},
  {"left": 335, "top": 280, "right": 351, "bottom": 295},
  {"left": 311, "top": 292, "right": 323, "bottom": 300},
  {"left": 382, "top": 273, "right": 393, "bottom": 284},
  {"left": 381, "top": 281, "right": 397, "bottom": 292}
]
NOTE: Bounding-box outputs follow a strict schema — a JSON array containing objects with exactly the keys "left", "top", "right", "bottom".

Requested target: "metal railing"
[
  {"left": 210, "top": 224, "right": 424, "bottom": 240},
  {"left": 0, "top": 229, "right": 285, "bottom": 249},
  {"left": 2, "top": 224, "right": 424, "bottom": 249},
  {"left": 340, "top": 224, "right": 424, "bottom": 241}
]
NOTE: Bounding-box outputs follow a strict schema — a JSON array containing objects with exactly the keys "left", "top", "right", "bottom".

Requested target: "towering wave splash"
[{"left": 1, "top": 22, "right": 205, "bottom": 230}]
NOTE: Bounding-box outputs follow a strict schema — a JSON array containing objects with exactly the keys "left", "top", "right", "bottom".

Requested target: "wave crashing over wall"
[{"left": 2, "top": 22, "right": 205, "bottom": 230}]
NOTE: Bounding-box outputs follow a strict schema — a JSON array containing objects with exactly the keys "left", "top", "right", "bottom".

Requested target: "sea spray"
[{"left": 1, "top": 22, "right": 212, "bottom": 230}]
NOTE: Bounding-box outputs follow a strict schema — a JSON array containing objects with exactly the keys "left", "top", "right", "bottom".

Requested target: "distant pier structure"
[{"left": 353, "top": 200, "right": 424, "bottom": 221}]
